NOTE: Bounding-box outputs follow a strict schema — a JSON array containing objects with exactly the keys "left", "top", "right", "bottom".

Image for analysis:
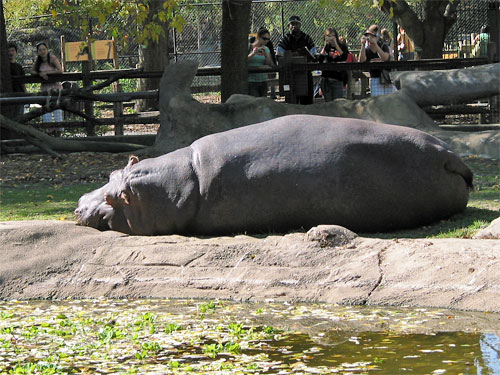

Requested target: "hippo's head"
[{"left": 75, "top": 156, "right": 140, "bottom": 233}]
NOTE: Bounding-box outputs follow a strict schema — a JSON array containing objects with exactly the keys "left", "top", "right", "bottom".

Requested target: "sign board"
[{"left": 64, "top": 40, "right": 116, "bottom": 62}]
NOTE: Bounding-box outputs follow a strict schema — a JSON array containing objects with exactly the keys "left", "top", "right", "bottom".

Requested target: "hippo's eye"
[{"left": 105, "top": 193, "right": 115, "bottom": 206}]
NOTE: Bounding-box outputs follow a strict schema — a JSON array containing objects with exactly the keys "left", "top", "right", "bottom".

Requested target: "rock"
[
  {"left": 2, "top": 221, "right": 500, "bottom": 312},
  {"left": 474, "top": 216, "right": 500, "bottom": 239},
  {"left": 306, "top": 225, "right": 358, "bottom": 247}
]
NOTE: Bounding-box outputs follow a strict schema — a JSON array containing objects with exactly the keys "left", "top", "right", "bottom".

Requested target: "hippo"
[{"left": 75, "top": 114, "right": 472, "bottom": 235}]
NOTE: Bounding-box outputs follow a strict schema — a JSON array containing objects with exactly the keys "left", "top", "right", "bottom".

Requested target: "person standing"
[
  {"left": 380, "top": 28, "right": 394, "bottom": 59},
  {"left": 7, "top": 42, "right": 26, "bottom": 117},
  {"left": 397, "top": 27, "right": 414, "bottom": 60},
  {"left": 358, "top": 28, "right": 396, "bottom": 97},
  {"left": 248, "top": 28, "right": 275, "bottom": 97},
  {"left": 30, "top": 42, "right": 64, "bottom": 124},
  {"left": 277, "top": 15, "right": 317, "bottom": 104},
  {"left": 318, "top": 28, "right": 349, "bottom": 102},
  {"left": 474, "top": 25, "right": 490, "bottom": 57}
]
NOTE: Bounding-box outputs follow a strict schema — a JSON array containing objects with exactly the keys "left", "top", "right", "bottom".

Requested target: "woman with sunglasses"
[{"left": 248, "top": 28, "right": 274, "bottom": 97}]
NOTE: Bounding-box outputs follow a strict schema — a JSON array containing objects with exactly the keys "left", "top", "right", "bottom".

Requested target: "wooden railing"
[{"left": 2, "top": 57, "right": 494, "bottom": 135}]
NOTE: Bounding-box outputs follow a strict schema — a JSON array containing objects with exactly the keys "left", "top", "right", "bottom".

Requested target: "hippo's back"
[{"left": 188, "top": 115, "right": 471, "bottom": 234}]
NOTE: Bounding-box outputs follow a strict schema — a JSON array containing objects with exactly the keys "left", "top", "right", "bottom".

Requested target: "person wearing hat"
[
  {"left": 358, "top": 27, "right": 396, "bottom": 96},
  {"left": 277, "top": 16, "right": 316, "bottom": 57},
  {"left": 276, "top": 15, "right": 317, "bottom": 104}
]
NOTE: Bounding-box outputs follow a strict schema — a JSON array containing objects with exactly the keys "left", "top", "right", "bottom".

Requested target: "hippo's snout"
[{"left": 75, "top": 196, "right": 112, "bottom": 231}]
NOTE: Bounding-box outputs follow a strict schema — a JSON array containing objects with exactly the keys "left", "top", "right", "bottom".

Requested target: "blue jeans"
[
  {"left": 42, "top": 109, "right": 63, "bottom": 122},
  {"left": 320, "top": 77, "right": 345, "bottom": 102}
]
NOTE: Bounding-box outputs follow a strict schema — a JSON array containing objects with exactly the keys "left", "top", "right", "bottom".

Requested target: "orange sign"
[{"left": 64, "top": 40, "right": 116, "bottom": 62}]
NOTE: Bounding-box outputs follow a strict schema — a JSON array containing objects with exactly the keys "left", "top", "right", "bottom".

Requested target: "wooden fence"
[{"left": 2, "top": 57, "right": 495, "bottom": 136}]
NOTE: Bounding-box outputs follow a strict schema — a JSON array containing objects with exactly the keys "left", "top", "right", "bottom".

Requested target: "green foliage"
[
  {"left": 4, "top": 0, "right": 52, "bottom": 29},
  {"left": 198, "top": 301, "right": 217, "bottom": 314},
  {"left": 228, "top": 323, "right": 246, "bottom": 338},
  {"left": 141, "top": 341, "right": 162, "bottom": 353},
  {"left": 203, "top": 342, "right": 223, "bottom": 358},
  {"left": 0, "top": 311, "right": 14, "bottom": 320},
  {"left": 8, "top": 362, "right": 59, "bottom": 375},
  {"left": 98, "top": 325, "right": 126, "bottom": 344},
  {"left": 164, "top": 322, "right": 183, "bottom": 334},
  {"left": 48, "top": 0, "right": 186, "bottom": 48}
]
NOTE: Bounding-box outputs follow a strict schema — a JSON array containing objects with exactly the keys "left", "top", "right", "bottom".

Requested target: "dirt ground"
[{"left": 0, "top": 151, "right": 131, "bottom": 187}]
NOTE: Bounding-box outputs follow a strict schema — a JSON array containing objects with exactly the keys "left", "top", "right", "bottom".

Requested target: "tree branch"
[
  {"left": 443, "top": 0, "right": 460, "bottom": 36},
  {"left": 83, "top": 68, "right": 143, "bottom": 92},
  {"left": 0, "top": 114, "right": 146, "bottom": 154},
  {"left": 380, "top": 0, "right": 424, "bottom": 46}
]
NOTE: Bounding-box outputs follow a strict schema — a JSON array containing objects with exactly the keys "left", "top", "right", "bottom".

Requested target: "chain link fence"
[
  {"left": 6, "top": 0, "right": 496, "bottom": 73},
  {"left": 171, "top": 0, "right": 396, "bottom": 67}
]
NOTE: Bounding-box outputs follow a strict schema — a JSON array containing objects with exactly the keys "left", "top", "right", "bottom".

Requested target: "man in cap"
[
  {"left": 277, "top": 16, "right": 316, "bottom": 57},
  {"left": 358, "top": 27, "right": 395, "bottom": 96},
  {"left": 277, "top": 15, "right": 317, "bottom": 104}
]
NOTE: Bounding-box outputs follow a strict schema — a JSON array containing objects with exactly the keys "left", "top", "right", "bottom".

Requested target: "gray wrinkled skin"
[{"left": 75, "top": 115, "right": 472, "bottom": 236}]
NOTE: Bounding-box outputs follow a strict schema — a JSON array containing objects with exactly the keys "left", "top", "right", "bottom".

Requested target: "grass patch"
[
  {"left": 364, "top": 207, "right": 498, "bottom": 239},
  {"left": 0, "top": 183, "right": 101, "bottom": 221}
]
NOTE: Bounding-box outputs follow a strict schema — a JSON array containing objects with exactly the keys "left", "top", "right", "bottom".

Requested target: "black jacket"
[
  {"left": 318, "top": 43, "right": 349, "bottom": 83},
  {"left": 10, "top": 62, "right": 25, "bottom": 93},
  {"left": 277, "top": 30, "right": 315, "bottom": 53}
]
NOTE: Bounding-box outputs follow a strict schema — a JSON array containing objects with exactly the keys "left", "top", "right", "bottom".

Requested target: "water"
[{"left": 0, "top": 299, "right": 498, "bottom": 374}]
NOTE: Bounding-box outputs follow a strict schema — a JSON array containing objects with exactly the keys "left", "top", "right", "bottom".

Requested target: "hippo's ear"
[
  {"left": 105, "top": 191, "right": 130, "bottom": 206},
  {"left": 127, "top": 155, "right": 139, "bottom": 167},
  {"left": 120, "top": 191, "right": 130, "bottom": 205}
]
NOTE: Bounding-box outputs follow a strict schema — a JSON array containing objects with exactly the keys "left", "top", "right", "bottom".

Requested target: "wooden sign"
[
  {"left": 64, "top": 40, "right": 116, "bottom": 62},
  {"left": 64, "top": 41, "right": 89, "bottom": 62},
  {"left": 92, "top": 40, "right": 115, "bottom": 61}
]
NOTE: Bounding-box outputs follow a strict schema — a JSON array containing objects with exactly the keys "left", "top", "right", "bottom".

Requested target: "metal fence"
[{"left": 6, "top": 0, "right": 496, "bottom": 72}]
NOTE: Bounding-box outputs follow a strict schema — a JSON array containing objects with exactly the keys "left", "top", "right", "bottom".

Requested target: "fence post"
[
  {"left": 278, "top": 53, "right": 296, "bottom": 104},
  {"left": 487, "top": 2, "right": 499, "bottom": 63},
  {"left": 82, "top": 24, "right": 95, "bottom": 136},
  {"left": 112, "top": 37, "right": 124, "bottom": 136},
  {"left": 60, "top": 35, "right": 66, "bottom": 72},
  {"left": 487, "top": 3, "right": 500, "bottom": 122}
]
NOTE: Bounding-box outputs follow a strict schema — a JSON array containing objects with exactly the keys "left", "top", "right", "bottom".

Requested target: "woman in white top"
[{"left": 30, "top": 42, "right": 64, "bottom": 123}]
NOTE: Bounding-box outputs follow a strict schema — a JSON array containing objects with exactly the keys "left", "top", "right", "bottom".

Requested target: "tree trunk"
[
  {"left": 0, "top": 0, "right": 16, "bottom": 140},
  {"left": 381, "top": 0, "right": 459, "bottom": 59},
  {"left": 0, "top": 115, "right": 145, "bottom": 154},
  {"left": 220, "top": 0, "right": 251, "bottom": 102},
  {"left": 135, "top": 0, "right": 170, "bottom": 112},
  {"left": 0, "top": 0, "right": 10, "bottom": 95}
]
